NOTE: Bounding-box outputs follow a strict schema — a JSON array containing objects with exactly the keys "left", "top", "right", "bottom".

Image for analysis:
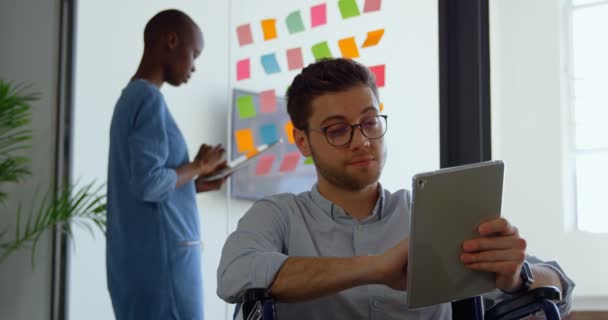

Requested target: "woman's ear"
[
  {"left": 293, "top": 128, "right": 312, "bottom": 157},
  {"left": 166, "top": 31, "right": 179, "bottom": 50}
]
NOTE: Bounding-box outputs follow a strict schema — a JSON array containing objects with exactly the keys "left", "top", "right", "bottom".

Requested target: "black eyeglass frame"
[{"left": 308, "top": 114, "right": 388, "bottom": 148}]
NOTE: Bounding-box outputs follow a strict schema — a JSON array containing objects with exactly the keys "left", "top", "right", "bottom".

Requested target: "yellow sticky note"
[
  {"left": 338, "top": 37, "right": 360, "bottom": 59},
  {"left": 284, "top": 121, "right": 295, "bottom": 144},
  {"left": 235, "top": 128, "right": 255, "bottom": 153},
  {"left": 379, "top": 102, "right": 384, "bottom": 111},
  {"left": 362, "top": 29, "right": 385, "bottom": 48},
  {"left": 261, "top": 19, "right": 278, "bottom": 41}
]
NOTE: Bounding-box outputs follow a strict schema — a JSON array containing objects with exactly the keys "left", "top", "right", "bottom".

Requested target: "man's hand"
[
  {"left": 460, "top": 217, "right": 526, "bottom": 292},
  {"left": 193, "top": 144, "right": 226, "bottom": 176},
  {"left": 374, "top": 238, "right": 409, "bottom": 290}
]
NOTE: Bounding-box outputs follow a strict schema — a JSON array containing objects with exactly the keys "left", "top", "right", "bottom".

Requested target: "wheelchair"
[{"left": 234, "top": 286, "right": 562, "bottom": 320}]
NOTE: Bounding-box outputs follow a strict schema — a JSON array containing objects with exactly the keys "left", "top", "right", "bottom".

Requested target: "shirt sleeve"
[
  {"left": 484, "top": 255, "right": 575, "bottom": 316},
  {"left": 127, "top": 91, "right": 178, "bottom": 203},
  {"left": 526, "top": 256, "right": 575, "bottom": 315},
  {"left": 217, "top": 199, "right": 289, "bottom": 303}
]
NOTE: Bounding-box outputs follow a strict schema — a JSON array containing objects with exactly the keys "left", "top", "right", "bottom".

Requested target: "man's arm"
[
  {"left": 269, "top": 238, "right": 409, "bottom": 302},
  {"left": 217, "top": 198, "right": 410, "bottom": 303}
]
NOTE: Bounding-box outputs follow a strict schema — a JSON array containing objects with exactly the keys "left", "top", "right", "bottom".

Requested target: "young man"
[
  {"left": 217, "top": 58, "right": 574, "bottom": 319},
  {"left": 107, "top": 9, "right": 227, "bottom": 320}
]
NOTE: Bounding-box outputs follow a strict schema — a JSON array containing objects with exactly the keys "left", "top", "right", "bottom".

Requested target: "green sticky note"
[
  {"left": 236, "top": 95, "right": 256, "bottom": 119},
  {"left": 286, "top": 11, "right": 305, "bottom": 34},
  {"left": 339, "top": 0, "right": 361, "bottom": 19},
  {"left": 311, "top": 42, "right": 332, "bottom": 61},
  {"left": 304, "top": 157, "right": 314, "bottom": 165}
]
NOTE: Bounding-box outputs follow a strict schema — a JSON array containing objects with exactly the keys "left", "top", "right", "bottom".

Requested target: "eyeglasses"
[{"left": 310, "top": 115, "right": 388, "bottom": 147}]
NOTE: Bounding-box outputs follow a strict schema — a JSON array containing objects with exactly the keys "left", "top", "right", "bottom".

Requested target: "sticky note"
[
  {"left": 236, "top": 58, "right": 250, "bottom": 81},
  {"left": 236, "top": 24, "right": 253, "bottom": 46},
  {"left": 339, "top": 0, "right": 360, "bottom": 19},
  {"left": 310, "top": 3, "right": 327, "bottom": 27},
  {"left": 286, "top": 47, "right": 304, "bottom": 70},
  {"left": 260, "top": 89, "right": 277, "bottom": 113},
  {"left": 261, "top": 19, "right": 278, "bottom": 41},
  {"left": 236, "top": 95, "right": 256, "bottom": 119},
  {"left": 338, "top": 37, "right": 360, "bottom": 58},
  {"left": 284, "top": 121, "right": 295, "bottom": 144},
  {"left": 261, "top": 53, "right": 281, "bottom": 74},
  {"left": 260, "top": 123, "right": 279, "bottom": 145},
  {"left": 369, "top": 65, "right": 385, "bottom": 87},
  {"left": 363, "top": 0, "right": 382, "bottom": 13},
  {"left": 279, "top": 152, "right": 301, "bottom": 172},
  {"left": 379, "top": 102, "right": 384, "bottom": 111},
  {"left": 255, "top": 154, "right": 275, "bottom": 175},
  {"left": 286, "top": 11, "right": 305, "bottom": 34},
  {"left": 312, "top": 42, "right": 332, "bottom": 61},
  {"left": 304, "top": 157, "right": 314, "bottom": 165},
  {"left": 235, "top": 128, "right": 255, "bottom": 153},
  {"left": 362, "top": 29, "right": 384, "bottom": 48},
  {"left": 246, "top": 149, "right": 259, "bottom": 159}
]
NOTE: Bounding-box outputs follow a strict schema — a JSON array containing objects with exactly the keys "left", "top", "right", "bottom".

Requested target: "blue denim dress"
[{"left": 107, "top": 79, "right": 203, "bottom": 320}]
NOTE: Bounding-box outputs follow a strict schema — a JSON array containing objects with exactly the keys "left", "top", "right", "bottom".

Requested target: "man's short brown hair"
[{"left": 286, "top": 58, "right": 379, "bottom": 130}]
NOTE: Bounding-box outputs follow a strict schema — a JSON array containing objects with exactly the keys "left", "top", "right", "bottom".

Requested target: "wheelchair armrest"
[
  {"left": 238, "top": 288, "right": 276, "bottom": 320},
  {"left": 484, "top": 286, "right": 562, "bottom": 320}
]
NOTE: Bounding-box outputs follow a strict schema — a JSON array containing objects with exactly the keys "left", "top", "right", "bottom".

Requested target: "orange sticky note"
[
  {"left": 246, "top": 149, "right": 259, "bottom": 159},
  {"left": 235, "top": 128, "right": 255, "bottom": 153},
  {"left": 362, "top": 29, "right": 384, "bottom": 48},
  {"left": 338, "top": 37, "right": 360, "bottom": 58},
  {"left": 284, "top": 121, "right": 295, "bottom": 144},
  {"left": 261, "top": 19, "right": 278, "bottom": 41}
]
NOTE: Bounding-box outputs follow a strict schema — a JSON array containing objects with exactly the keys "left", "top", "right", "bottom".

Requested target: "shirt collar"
[{"left": 310, "top": 184, "right": 385, "bottom": 223}]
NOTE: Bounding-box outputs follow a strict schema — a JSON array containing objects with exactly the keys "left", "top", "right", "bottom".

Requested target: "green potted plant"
[{"left": 0, "top": 80, "right": 106, "bottom": 266}]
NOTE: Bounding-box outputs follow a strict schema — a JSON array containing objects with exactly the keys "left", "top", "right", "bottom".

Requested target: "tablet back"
[{"left": 406, "top": 160, "right": 504, "bottom": 309}]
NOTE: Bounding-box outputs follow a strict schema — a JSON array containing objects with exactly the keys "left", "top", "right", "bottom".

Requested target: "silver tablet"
[{"left": 406, "top": 160, "right": 504, "bottom": 309}]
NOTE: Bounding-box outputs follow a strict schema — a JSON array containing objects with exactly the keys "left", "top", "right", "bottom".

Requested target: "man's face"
[
  {"left": 166, "top": 27, "right": 203, "bottom": 86},
  {"left": 294, "top": 85, "right": 387, "bottom": 191}
]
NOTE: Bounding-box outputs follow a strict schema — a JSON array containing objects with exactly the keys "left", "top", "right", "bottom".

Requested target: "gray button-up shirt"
[{"left": 217, "top": 185, "right": 574, "bottom": 319}]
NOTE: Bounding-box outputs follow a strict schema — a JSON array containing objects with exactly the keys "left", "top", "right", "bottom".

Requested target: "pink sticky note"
[
  {"left": 310, "top": 3, "right": 327, "bottom": 27},
  {"left": 279, "top": 152, "right": 301, "bottom": 172},
  {"left": 260, "top": 89, "right": 277, "bottom": 113},
  {"left": 236, "top": 24, "right": 253, "bottom": 46},
  {"left": 255, "top": 154, "right": 275, "bottom": 175},
  {"left": 236, "top": 59, "right": 250, "bottom": 81},
  {"left": 369, "top": 64, "right": 385, "bottom": 87},
  {"left": 286, "top": 47, "right": 304, "bottom": 70},
  {"left": 363, "top": 0, "right": 382, "bottom": 12}
]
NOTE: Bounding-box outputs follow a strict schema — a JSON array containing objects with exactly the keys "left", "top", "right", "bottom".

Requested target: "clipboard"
[
  {"left": 199, "top": 139, "right": 283, "bottom": 181},
  {"left": 406, "top": 160, "right": 504, "bottom": 309}
]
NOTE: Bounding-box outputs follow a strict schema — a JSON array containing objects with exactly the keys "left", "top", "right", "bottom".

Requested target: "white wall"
[
  {"left": 227, "top": 0, "right": 440, "bottom": 229},
  {"left": 490, "top": 0, "right": 608, "bottom": 310},
  {"left": 69, "top": 1, "right": 438, "bottom": 320},
  {"left": 0, "top": 0, "right": 60, "bottom": 319}
]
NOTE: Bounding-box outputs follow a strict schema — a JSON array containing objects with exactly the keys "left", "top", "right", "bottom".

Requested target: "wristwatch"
[{"left": 510, "top": 261, "right": 534, "bottom": 294}]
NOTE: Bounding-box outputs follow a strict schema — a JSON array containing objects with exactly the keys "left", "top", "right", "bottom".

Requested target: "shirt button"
[
  {"left": 356, "top": 225, "right": 363, "bottom": 231},
  {"left": 372, "top": 300, "right": 379, "bottom": 308}
]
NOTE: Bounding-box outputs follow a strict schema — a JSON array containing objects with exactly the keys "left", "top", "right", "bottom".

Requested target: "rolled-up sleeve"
[
  {"left": 127, "top": 93, "right": 177, "bottom": 203},
  {"left": 217, "top": 200, "right": 289, "bottom": 303},
  {"left": 527, "top": 257, "right": 575, "bottom": 315},
  {"left": 486, "top": 255, "right": 575, "bottom": 316}
]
